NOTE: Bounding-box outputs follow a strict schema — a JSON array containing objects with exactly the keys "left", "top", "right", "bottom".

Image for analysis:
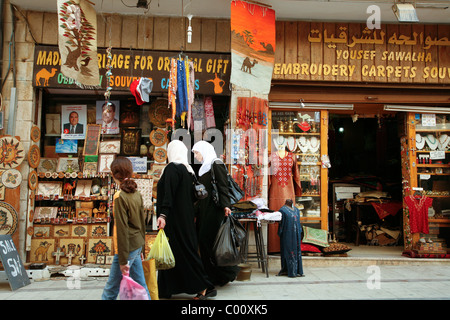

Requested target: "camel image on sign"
[{"left": 230, "top": 1, "right": 276, "bottom": 94}]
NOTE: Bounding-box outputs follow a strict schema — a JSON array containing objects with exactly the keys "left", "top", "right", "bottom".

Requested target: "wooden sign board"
[{"left": 0, "top": 235, "right": 30, "bottom": 291}]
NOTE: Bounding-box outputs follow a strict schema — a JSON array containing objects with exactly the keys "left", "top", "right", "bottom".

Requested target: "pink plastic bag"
[{"left": 119, "top": 273, "right": 149, "bottom": 300}]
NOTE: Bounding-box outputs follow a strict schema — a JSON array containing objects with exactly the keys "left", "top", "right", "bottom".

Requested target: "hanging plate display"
[
  {"left": 0, "top": 201, "right": 19, "bottom": 235},
  {"left": 0, "top": 136, "right": 25, "bottom": 169},
  {"left": 149, "top": 99, "right": 171, "bottom": 127},
  {"left": 2, "top": 169, "right": 22, "bottom": 189},
  {"left": 30, "top": 126, "right": 41, "bottom": 142},
  {"left": 149, "top": 128, "right": 167, "bottom": 147},
  {"left": 28, "top": 170, "right": 38, "bottom": 190},
  {"left": 28, "top": 145, "right": 41, "bottom": 168},
  {"left": 153, "top": 148, "right": 167, "bottom": 163}
]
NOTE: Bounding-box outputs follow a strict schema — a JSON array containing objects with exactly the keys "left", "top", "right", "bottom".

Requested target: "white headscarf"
[
  {"left": 165, "top": 140, "right": 194, "bottom": 175},
  {"left": 192, "top": 141, "right": 218, "bottom": 177}
]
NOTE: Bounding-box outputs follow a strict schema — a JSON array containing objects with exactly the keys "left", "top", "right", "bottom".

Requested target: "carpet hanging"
[
  {"left": 230, "top": 1, "right": 276, "bottom": 94},
  {"left": 57, "top": 0, "right": 100, "bottom": 88}
]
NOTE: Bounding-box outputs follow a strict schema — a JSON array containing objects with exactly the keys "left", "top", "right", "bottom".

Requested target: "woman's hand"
[
  {"left": 224, "top": 207, "right": 231, "bottom": 217},
  {"left": 157, "top": 216, "right": 166, "bottom": 229},
  {"left": 120, "top": 264, "right": 130, "bottom": 275}
]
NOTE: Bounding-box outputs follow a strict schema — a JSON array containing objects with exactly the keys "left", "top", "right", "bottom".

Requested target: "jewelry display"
[
  {"left": 425, "top": 134, "right": 439, "bottom": 150},
  {"left": 415, "top": 133, "right": 425, "bottom": 150}
]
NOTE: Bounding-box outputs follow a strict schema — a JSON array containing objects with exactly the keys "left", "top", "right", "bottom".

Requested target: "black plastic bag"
[{"left": 213, "top": 216, "right": 246, "bottom": 266}]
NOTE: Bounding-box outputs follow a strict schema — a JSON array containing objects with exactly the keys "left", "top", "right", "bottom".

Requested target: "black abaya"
[
  {"left": 278, "top": 205, "right": 304, "bottom": 277},
  {"left": 156, "top": 162, "right": 212, "bottom": 298},
  {"left": 195, "top": 160, "right": 240, "bottom": 286}
]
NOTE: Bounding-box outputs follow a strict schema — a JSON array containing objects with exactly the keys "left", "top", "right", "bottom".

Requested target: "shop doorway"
[{"left": 328, "top": 113, "right": 404, "bottom": 251}]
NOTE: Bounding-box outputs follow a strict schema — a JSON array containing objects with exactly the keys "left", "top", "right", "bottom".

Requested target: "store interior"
[{"left": 328, "top": 112, "right": 404, "bottom": 251}]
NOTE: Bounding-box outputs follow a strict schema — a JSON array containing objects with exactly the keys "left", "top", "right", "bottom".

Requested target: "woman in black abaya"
[
  {"left": 156, "top": 140, "right": 215, "bottom": 300},
  {"left": 192, "top": 141, "right": 240, "bottom": 287}
]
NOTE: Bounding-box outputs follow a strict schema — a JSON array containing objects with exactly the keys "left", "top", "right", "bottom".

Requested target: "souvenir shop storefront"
[
  {"left": 266, "top": 21, "right": 450, "bottom": 256},
  {"left": 27, "top": 44, "right": 231, "bottom": 265}
]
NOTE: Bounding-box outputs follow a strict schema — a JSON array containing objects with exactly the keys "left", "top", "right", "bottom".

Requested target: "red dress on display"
[
  {"left": 267, "top": 151, "right": 302, "bottom": 253},
  {"left": 404, "top": 195, "right": 433, "bottom": 234}
]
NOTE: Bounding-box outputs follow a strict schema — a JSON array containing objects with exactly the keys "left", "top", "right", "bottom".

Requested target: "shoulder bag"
[
  {"left": 192, "top": 174, "right": 208, "bottom": 200},
  {"left": 210, "top": 159, "right": 244, "bottom": 206}
]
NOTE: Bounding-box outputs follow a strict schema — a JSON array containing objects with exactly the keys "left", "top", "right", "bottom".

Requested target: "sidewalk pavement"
[{"left": 1, "top": 256, "right": 450, "bottom": 301}]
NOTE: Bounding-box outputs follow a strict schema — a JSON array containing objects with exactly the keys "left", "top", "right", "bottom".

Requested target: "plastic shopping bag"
[
  {"left": 142, "top": 258, "right": 159, "bottom": 300},
  {"left": 147, "top": 229, "right": 175, "bottom": 270},
  {"left": 213, "top": 216, "right": 241, "bottom": 267},
  {"left": 119, "top": 273, "right": 149, "bottom": 300}
]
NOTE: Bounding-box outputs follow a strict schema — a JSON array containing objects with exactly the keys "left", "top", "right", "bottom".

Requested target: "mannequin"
[
  {"left": 267, "top": 145, "right": 302, "bottom": 253},
  {"left": 278, "top": 198, "right": 304, "bottom": 278}
]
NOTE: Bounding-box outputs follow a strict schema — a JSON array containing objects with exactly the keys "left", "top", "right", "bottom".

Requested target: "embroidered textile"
[
  {"left": 204, "top": 96, "right": 216, "bottom": 128},
  {"left": 58, "top": 0, "right": 100, "bottom": 87}
]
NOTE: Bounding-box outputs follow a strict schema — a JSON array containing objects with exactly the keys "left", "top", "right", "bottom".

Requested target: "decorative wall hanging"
[
  {"left": 99, "top": 140, "right": 120, "bottom": 154},
  {"left": 57, "top": 0, "right": 100, "bottom": 88},
  {"left": 149, "top": 128, "right": 167, "bottom": 147},
  {"left": 153, "top": 148, "right": 167, "bottom": 163},
  {"left": 59, "top": 238, "right": 84, "bottom": 265},
  {"left": 83, "top": 124, "right": 102, "bottom": 156},
  {"left": 27, "top": 145, "right": 41, "bottom": 168},
  {"left": 2, "top": 169, "right": 22, "bottom": 189},
  {"left": 87, "top": 238, "right": 112, "bottom": 263},
  {"left": 135, "top": 178, "right": 153, "bottom": 209},
  {"left": 0, "top": 201, "right": 19, "bottom": 235},
  {"left": 75, "top": 179, "right": 92, "bottom": 197},
  {"left": 230, "top": 1, "right": 276, "bottom": 94},
  {"left": 30, "top": 126, "right": 41, "bottom": 142},
  {"left": 120, "top": 102, "right": 140, "bottom": 127},
  {"left": 54, "top": 225, "right": 70, "bottom": 237},
  {"left": 149, "top": 99, "right": 171, "bottom": 128},
  {"left": 30, "top": 239, "right": 55, "bottom": 263},
  {"left": 121, "top": 128, "right": 141, "bottom": 156},
  {"left": 28, "top": 170, "right": 38, "bottom": 190},
  {"left": 0, "top": 136, "right": 25, "bottom": 169},
  {"left": 37, "top": 158, "right": 58, "bottom": 173},
  {"left": 98, "top": 154, "right": 115, "bottom": 173}
]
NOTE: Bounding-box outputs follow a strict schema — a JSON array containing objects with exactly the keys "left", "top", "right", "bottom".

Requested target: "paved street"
[{"left": 1, "top": 257, "right": 449, "bottom": 301}]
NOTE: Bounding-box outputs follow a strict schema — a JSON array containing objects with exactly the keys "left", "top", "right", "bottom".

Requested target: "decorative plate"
[
  {"left": 149, "top": 128, "right": 167, "bottom": 147},
  {"left": 2, "top": 168, "right": 22, "bottom": 189},
  {"left": 149, "top": 99, "right": 171, "bottom": 127},
  {"left": 0, "top": 201, "right": 18, "bottom": 235},
  {"left": 153, "top": 148, "right": 167, "bottom": 163},
  {"left": 28, "top": 145, "right": 41, "bottom": 168},
  {"left": 28, "top": 170, "right": 38, "bottom": 190},
  {"left": 0, "top": 136, "right": 25, "bottom": 169},
  {"left": 30, "top": 126, "right": 41, "bottom": 142}
]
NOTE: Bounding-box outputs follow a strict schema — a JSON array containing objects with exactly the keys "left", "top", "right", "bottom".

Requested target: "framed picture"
[
  {"left": 98, "top": 154, "right": 116, "bottom": 173},
  {"left": 57, "top": 157, "right": 80, "bottom": 172},
  {"left": 120, "top": 102, "right": 140, "bottom": 127},
  {"left": 34, "top": 207, "right": 59, "bottom": 220},
  {"left": 37, "top": 182, "right": 63, "bottom": 197},
  {"left": 87, "top": 238, "right": 113, "bottom": 263},
  {"left": 61, "top": 105, "right": 87, "bottom": 140},
  {"left": 38, "top": 158, "right": 58, "bottom": 173},
  {"left": 99, "top": 140, "right": 120, "bottom": 154},
  {"left": 96, "top": 100, "right": 120, "bottom": 134},
  {"left": 96, "top": 255, "right": 106, "bottom": 264},
  {"left": 105, "top": 255, "right": 114, "bottom": 265},
  {"left": 121, "top": 128, "right": 142, "bottom": 156},
  {"left": 83, "top": 124, "right": 102, "bottom": 156},
  {"left": 55, "top": 139, "right": 78, "bottom": 153},
  {"left": 83, "top": 162, "right": 98, "bottom": 176},
  {"left": 75, "top": 179, "right": 92, "bottom": 197},
  {"left": 76, "top": 208, "right": 92, "bottom": 220}
]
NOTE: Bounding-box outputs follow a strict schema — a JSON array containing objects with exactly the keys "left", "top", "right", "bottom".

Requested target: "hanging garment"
[
  {"left": 204, "top": 96, "right": 216, "bottom": 128},
  {"left": 176, "top": 60, "right": 188, "bottom": 118},
  {"left": 168, "top": 59, "right": 177, "bottom": 120},
  {"left": 267, "top": 152, "right": 302, "bottom": 252},
  {"left": 278, "top": 205, "right": 304, "bottom": 277},
  {"left": 404, "top": 195, "right": 433, "bottom": 234}
]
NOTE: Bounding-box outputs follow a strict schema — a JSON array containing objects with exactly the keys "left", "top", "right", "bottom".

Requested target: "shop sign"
[
  {"left": 0, "top": 235, "right": 30, "bottom": 291},
  {"left": 273, "top": 22, "right": 450, "bottom": 84},
  {"left": 33, "top": 45, "right": 231, "bottom": 95}
]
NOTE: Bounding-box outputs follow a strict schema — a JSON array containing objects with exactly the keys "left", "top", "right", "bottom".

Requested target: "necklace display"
[
  {"left": 425, "top": 134, "right": 438, "bottom": 150},
  {"left": 297, "top": 136, "right": 310, "bottom": 153},
  {"left": 273, "top": 135, "right": 286, "bottom": 150},
  {"left": 286, "top": 136, "right": 296, "bottom": 152},
  {"left": 439, "top": 134, "right": 450, "bottom": 151},
  {"left": 309, "top": 136, "right": 320, "bottom": 153},
  {"left": 415, "top": 134, "right": 425, "bottom": 150}
]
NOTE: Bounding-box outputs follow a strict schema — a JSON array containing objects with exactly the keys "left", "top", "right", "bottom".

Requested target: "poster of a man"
[
  {"left": 96, "top": 100, "right": 120, "bottom": 134},
  {"left": 62, "top": 105, "right": 87, "bottom": 140}
]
